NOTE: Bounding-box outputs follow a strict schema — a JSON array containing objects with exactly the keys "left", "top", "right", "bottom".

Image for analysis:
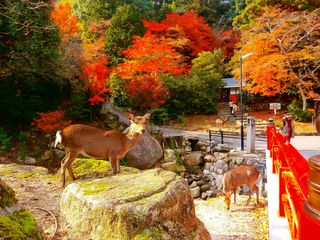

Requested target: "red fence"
[{"left": 267, "top": 125, "right": 320, "bottom": 239}]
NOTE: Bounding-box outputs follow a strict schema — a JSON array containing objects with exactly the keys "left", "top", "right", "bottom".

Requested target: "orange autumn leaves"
[
  {"left": 234, "top": 7, "right": 320, "bottom": 103},
  {"left": 51, "top": 3, "right": 110, "bottom": 106}
]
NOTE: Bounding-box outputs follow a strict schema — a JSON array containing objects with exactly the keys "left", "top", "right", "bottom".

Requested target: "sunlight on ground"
[
  {"left": 195, "top": 196, "right": 269, "bottom": 240},
  {"left": 170, "top": 111, "right": 317, "bottom": 135}
]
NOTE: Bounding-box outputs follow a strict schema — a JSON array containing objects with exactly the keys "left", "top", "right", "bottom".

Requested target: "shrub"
[
  {"left": 0, "top": 128, "right": 12, "bottom": 154},
  {"left": 32, "top": 110, "right": 72, "bottom": 133},
  {"left": 109, "top": 74, "right": 129, "bottom": 108},
  {"left": 17, "top": 131, "right": 28, "bottom": 161},
  {"left": 287, "top": 100, "right": 313, "bottom": 122},
  {"left": 65, "top": 82, "right": 91, "bottom": 121},
  {"left": 150, "top": 108, "right": 170, "bottom": 125}
]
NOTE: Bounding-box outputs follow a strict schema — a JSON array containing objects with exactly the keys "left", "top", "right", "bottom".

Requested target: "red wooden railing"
[{"left": 267, "top": 125, "right": 320, "bottom": 239}]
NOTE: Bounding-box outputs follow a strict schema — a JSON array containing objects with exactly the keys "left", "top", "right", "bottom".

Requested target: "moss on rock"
[
  {"left": 0, "top": 179, "right": 18, "bottom": 209},
  {"left": 0, "top": 164, "right": 48, "bottom": 178},
  {"left": 133, "top": 227, "right": 170, "bottom": 240},
  {"left": 61, "top": 158, "right": 140, "bottom": 185},
  {"left": 0, "top": 210, "right": 43, "bottom": 240},
  {"left": 60, "top": 168, "right": 211, "bottom": 240}
]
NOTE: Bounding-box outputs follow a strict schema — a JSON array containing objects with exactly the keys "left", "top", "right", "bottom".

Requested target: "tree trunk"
[{"left": 299, "top": 85, "right": 308, "bottom": 111}]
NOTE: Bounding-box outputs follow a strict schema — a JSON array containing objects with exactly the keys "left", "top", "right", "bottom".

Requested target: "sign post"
[{"left": 270, "top": 102, "right": 281, "bottom": 115}]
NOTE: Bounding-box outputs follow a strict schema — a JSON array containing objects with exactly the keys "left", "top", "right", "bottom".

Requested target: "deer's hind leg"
[{"left": 61, "top": 149, "right": 77, "bottom": 187}]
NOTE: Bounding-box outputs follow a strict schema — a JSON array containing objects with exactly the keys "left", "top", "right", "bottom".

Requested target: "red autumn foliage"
[
  {"left": 125, "top": 76, "right": 170, "bottom": 109},
  {"left": 143, "top": 11, "right": 221, "bottom": 61},
  {"left": 116, "top": 32, "right": 184, "bottom": 109},
  {"left": 32, "top": 110, "right": 72, "bottom": 133},
  {"left": 81, "top": 23, "right": 112, "bottom": 106},
  {"left": 219, "top": 29, "right": 241, "bottom": 61}
]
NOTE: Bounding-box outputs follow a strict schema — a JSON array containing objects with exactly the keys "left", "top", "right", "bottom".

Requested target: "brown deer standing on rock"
[
  {"left": 54, "top": 113, "right": 151, "bottom": 187},
  {"left": 222, "top": 165, "right": 260, "bottom": 210}
]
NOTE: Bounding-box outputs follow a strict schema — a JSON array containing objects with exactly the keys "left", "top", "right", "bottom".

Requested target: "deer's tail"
[{"left": 55, "top": 131, "right": 62, "bottom": 148}]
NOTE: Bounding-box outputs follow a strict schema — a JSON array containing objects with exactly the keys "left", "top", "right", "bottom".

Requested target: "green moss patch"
[
  {"left": 71, "top": 158, "right": 112, "bottom": 180},
  {"left": 0, "top": 210, "right": 42, "bottom": 240},
  {"left": 0, "top": 179, "right": 18, "bottom": 208},
  {"left": 79, "top": 180, "right": 116, "bottom": 195},
  {"left": 0, "top": 164, "right": 48, "bottom": 177},
  {"left": 62, "top": 158, "right": 140, "bottom": 184},
  {"left": 133, "top": 227, "right": 167, "bottom": 240}
]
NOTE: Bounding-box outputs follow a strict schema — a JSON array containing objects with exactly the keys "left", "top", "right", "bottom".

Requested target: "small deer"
[
  {"left": 222, "top": 165, "right": 260, "bottom": 210},
  {"left": 54, "top": 113, "right": 151, "bottom": 187},
  {"left": 215, "top": 116, "right": 228, "bottom": 128}
]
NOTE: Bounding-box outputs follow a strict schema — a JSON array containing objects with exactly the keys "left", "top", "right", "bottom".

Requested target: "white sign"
[
  {"left": 270, "top": 102, "right": 281, "bottom": 115},
  {"left": 270, "top": 103, "right": 281, "bottom": 110}
]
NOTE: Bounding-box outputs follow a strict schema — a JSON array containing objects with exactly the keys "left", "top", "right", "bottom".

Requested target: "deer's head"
[{"left": 127, "top": 113, "right": 151, "bottom": 137}]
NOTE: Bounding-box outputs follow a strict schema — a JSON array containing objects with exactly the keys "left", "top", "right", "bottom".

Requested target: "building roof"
[{"left": 222, "top": 78, "right": 239, "bottom": 88}]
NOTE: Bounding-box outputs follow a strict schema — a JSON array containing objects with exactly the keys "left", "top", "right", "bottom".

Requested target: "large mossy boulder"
[
  {"left": 126, "top": 132, "right": 163, "bottom": 170},
  {"left": 0, "top": 179, "right": 43, "bottom": 240},
  {"left": 60, "top": 169, "right": 211, "bottom": 240}
]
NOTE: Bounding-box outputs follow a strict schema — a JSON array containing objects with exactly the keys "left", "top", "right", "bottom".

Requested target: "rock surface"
[
  {"left": 126, "top": 132, "right": 163, "bottom": 169},
  {"left": 60, "top": 168, "right": 211, "bottom": 240}
]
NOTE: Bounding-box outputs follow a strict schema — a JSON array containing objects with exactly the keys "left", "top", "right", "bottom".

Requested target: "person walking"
[
  {"left": 232, "top": 103, "right": 239, "bottom": 117},
  {"left": 229, "top": 100, "right": 233, "bottom": 114},
  {"left": 281, "top": 113, "right": 295, "bottom": 144}
]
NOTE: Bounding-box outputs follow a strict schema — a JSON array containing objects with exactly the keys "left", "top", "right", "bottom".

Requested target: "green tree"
[
  {"left": 105, "top": 5, "right": 146, "bottom": 66},
  {"left": 163, "top": 49, "right": 226, "bottom": 116},
  {"left": 174, "top": 0, "right": 233, "bottom": 28},
  {"left": 62, "top": 0, "right": 154, "bottom": 26},
  {"left": 0, "top": 0, "right": 68, "bottom": 128}
]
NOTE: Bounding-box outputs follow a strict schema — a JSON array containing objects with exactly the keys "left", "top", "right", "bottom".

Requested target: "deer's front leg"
[
  {"left": 116, "top": 158, "right": 121, "bottom": 174},
  {"left": 110, "top": 157, "right": 117, "bottom": 175}
]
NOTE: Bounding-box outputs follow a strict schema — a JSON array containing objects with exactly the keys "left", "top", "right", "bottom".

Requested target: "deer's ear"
[
  {"left": 143, "top": 113, "right": 151, "bottom": 121},
  {"left": 128, "top": 114, "right": 134, "bottom": 120}
]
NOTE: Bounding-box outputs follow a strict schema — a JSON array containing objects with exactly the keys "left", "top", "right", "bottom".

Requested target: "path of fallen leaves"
[{"left": 195, "top": 196, "right": 269, "bottom": 240}]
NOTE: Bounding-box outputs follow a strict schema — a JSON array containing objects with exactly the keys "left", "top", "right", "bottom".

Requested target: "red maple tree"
[
  {"left": 219, "top": 29, "right": 241, "bottom": 61},
  {"left": 32, "top": 110, "right": 72, "bottom": 133},
  {"left": 81, "top": 22, "right": 111, "bottom": 106},
  {"left": 143, "top": 11, "right": 221, "bottom": 64},
  {"left": 116, "top": 32, "right": 184, "bottom": 109}
]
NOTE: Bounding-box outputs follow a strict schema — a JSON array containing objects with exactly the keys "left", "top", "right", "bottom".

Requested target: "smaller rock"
[
  {"left": 206, "top": 190, "right": 214, "bottom": 198},
  {"left": 41, "top": 150, "right": 51, "bottom": 161},
  {"left": 190, "top": 186, "right": 201, "bottom": 198},
  {"left": 200, "top": 184, "right": 210, "bottom": 192},
  {"left": 201, "top": 192, "right": 208, "bottom": 200},
  {"left": 163, "top": 149, "right": 178, "bottom": 163},
  {"left": 185, "top": 152, "right": 203, "bottom": 167},
  {"left": 161, "top": 162, "right": 186, "bottom": 173},
  {"left": 204, "top": 155, "right": 214, "bottom": 163},
  {"left": 190, "top": 181, "right": 197, "bottom": 188},
  {"left": 203, "top": 169, "right": 210, "bottom": 177}
]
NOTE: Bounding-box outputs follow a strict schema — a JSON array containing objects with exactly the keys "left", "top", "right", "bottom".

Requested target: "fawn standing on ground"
[{"left": 222, "top": 165, "right": 260, "bottom": 210}]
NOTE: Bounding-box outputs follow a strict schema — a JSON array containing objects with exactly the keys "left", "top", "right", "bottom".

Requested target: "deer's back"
[
  {"left": 223, "top": 165, "right": 259, "bottom": 192},
  {"left": 61, "top": 124, "right": 127, "bottom": 158}
]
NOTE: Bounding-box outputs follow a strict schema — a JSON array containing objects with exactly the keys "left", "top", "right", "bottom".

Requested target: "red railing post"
[
  {"left": 300, "top": 155, "right": 320, "bottom": 239},
  {"left": 267, "top": 127, "right": 320, "bottom": 239}
]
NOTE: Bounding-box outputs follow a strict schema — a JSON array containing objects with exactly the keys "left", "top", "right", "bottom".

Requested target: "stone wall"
[{"left": 158, "top": 136, "right": 266, "bottom": 200}]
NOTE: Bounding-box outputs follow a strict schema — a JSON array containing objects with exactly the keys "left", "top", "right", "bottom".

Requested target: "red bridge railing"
[{"left": 267, "top": 125, "right": 320, "bottom": 239}]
